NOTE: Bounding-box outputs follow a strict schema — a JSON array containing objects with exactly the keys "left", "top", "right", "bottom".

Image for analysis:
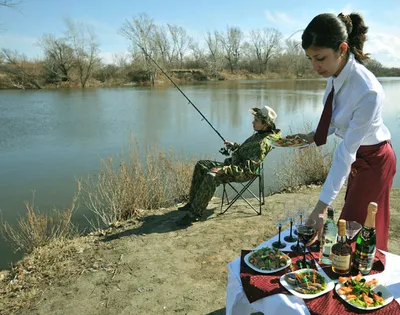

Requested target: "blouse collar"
[{"left": 332, "top": 52, "right": 355, "bottom": 93}]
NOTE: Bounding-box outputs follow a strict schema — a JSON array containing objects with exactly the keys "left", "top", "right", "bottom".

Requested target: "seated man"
[{"left": 177, "top": 105, "right": 281, "bottom": 227}]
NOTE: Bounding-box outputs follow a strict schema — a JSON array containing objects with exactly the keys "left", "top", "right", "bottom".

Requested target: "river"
[{"left": 0, "top": 78, "right": 399, "bottom": 269}]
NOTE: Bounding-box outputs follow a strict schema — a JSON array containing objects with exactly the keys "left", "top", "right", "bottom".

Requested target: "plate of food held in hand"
[
  {"left": 335, "top": 273, "right": 393, "bottom": 310},
  {"left": 244, "top": 246, "right": 292, "bottom": 274},
  {"left": 280, "top": 268, "right": 335, "bottom": 299},
  {"left": 270, "top": 135, "right": 309, "bottom": 148}
]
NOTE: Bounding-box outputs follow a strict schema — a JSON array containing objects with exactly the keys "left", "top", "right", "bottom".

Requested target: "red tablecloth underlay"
[{"left": 239, "top": 248, "right": 400, "bottom": 315}]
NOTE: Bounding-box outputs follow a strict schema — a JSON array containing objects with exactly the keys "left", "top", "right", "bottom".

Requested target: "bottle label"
[
  {"left": 332, "top": 254, "right": 351, "bottom": 270},
  {"left": 322, "top": 244, "right": 333, "bottom": 257},
  {"left": 354, "top": 250, "right": 376, "bottom": 273}
]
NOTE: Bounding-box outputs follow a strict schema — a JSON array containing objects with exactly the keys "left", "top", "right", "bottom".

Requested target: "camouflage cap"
[{"left": 249, "top": 106, "right": 277, "bottom": 125}]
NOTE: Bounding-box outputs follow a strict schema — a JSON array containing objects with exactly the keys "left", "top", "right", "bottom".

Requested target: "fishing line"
[{"left": 144, "top": 53, "right": 230, "bottom": 155}]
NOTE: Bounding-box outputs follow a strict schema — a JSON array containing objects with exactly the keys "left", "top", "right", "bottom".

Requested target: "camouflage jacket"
[{"left": 217, "top": 129, "right": 281, "bottom": 182}]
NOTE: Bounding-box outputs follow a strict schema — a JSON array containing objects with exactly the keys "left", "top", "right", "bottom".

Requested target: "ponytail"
[{"left": 338, "top": 13, "right": 369, "bottom": 64}]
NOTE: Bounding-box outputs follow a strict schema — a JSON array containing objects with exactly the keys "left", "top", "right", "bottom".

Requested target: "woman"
[
  {"left": 177, "top": 105, "right": 281, "bottom": 227},
  {"left": 298, "top": 13, "right": 396, "bottom": 251}
]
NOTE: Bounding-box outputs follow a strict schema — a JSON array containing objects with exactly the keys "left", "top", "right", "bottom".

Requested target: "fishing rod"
[{"left": 144, "top": 53, "right": 231, "bottom": 156}]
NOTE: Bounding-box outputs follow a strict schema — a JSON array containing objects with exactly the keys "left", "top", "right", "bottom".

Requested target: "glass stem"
[
  {"left": 289, "top": 220, "right": 293, "bottom": 237},
  {"left": 278, "top": 225, "right": 282, "bottom": 244},
  {"left": 303, "top": 245, "right": 307, "bottom": 265},
  {"left": 296, "top": 234, "right": 300, "bottom": 249}
]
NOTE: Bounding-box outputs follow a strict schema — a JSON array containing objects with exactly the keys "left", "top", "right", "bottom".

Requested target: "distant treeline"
[{"left": 0, "top": 13, "right": 399, "bottom": 89}]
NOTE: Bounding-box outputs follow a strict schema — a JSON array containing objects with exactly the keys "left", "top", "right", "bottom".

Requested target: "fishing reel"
[
  {"left": 219, "top": 146, "right": 231, "bottom": 156},
  {"left": 219, "top": 141, "right": 235, "bottom": 156}
]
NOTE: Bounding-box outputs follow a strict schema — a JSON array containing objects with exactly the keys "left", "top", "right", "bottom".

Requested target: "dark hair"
[{"left": 301, "top": 13, "right": 369, "bottom": 64}]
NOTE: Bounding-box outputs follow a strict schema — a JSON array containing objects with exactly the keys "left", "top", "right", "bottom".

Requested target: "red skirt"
[{"left": 340, "top": 141, "right": 397, "bottom": 251}]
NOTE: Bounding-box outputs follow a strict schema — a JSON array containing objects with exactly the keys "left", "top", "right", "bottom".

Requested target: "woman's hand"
[
  {"left": 306, "top": 200, "right": 329, "bottom": 238},
  {"left": 288, "top": 132, "right": 315, "bottom": 145}
]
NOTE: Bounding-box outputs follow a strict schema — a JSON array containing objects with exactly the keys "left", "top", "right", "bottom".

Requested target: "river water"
[{"left": 1, "top": 78, "right": 399, "bottom": 269}]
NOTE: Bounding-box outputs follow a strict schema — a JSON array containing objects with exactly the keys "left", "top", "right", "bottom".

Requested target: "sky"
[{"left": 1, "top": 0, "right": 400, "bottom": 67}]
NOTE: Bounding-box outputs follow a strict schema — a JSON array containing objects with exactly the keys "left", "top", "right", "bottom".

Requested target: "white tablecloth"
[{"left": 226, "top": 228, "right": 400, "bottom": 315}]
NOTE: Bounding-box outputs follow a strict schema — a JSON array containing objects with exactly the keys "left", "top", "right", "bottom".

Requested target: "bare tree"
[
  {"left": 249, "top": 28, "right": 281, "bottom": 73},
  {"left": 188, "top": 41, "right": 206, "bottom": 69},
  {"left": 218, "top": 26, "right": 243, "bottom": 73},
  {"left": 0, "top": 48, "right": 42, "bottom": 89},
  {"left": 119, "top": 13, "right": 157, "bottom": 85},
  {"left": 0, "top": 0, "right": 21, "bottom": 7},
  {"left": 280, "top": 39, "right": 310, "bottom": 76},
  {"left": 64, "top": 19, "right": 100, "bottom": 88},
  {"left": 167, "top": 24, "right": 191, "bottom": 68},
  {"left": 112, "top": 52, "right": 131, "bottom": 68},
  {"left": 38, "top": 34, "right": 74, "bottom": 82},
  {"left": 153, "top": 25, "right": 171, "bottom": 67},
  {"left": 0, "top": 0, "right": 22, "bottom": 31},
  {"left": 204, "top": 31, "right": 223, "bottom": 77}
]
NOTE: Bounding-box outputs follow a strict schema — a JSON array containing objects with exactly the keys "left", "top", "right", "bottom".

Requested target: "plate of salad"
[
  {"left": 270, "top": 135, "right": 309, "bottom": 148},
  {"left": 335, "top": 273, "right": 393, "bottom": 310},
  {"left": 280, "top": 268, "right": 335, "bottom": 299},
  {"left": 244, "top": 246, "right": 291, "bottom": 274}
]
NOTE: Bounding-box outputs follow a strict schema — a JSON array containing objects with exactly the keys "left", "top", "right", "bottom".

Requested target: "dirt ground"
[{"left": 1, "top": 187, "right": 400, "bottom": 315}]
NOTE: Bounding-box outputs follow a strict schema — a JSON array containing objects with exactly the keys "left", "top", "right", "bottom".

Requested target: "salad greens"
[
  {"left": 338, "top": 273, "right": 384, "bottom": 308},
  {"left": 248, "top": 247, "right": 290, "bottom": 271}
]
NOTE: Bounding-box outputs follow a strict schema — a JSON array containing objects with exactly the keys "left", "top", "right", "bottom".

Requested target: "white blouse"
[{"left": 318, "top": 53, "right": 391, "bottom": 205}]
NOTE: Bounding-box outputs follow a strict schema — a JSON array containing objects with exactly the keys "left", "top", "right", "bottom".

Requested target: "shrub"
[
  {"left": 81, "top": 139, "right": 196, "bottom": 227},
  {"left": 0, "top": 186, "right": 80, "bottom": 254}
]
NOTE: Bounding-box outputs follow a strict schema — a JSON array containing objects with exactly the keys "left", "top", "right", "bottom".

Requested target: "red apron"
[{"left": 340, "top": 141, "right": 397, "bottom": 251}]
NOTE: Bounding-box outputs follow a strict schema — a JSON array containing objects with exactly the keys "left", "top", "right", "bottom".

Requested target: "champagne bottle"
[
  {"left": 318, "top": 207, "right": 338, "bottom": 265},
  {"left": 331, "top": 219, "right": 352, "bottom": 274},
  {"left": 353, "top": 202, "right": 378, "bottom": 275}
]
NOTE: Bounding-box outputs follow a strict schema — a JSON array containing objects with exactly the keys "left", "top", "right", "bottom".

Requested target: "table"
[{"left": 226, "top": 227, "right": 400, "bottom": 315}]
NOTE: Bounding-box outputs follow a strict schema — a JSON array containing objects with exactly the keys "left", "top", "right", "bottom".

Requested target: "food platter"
[
  {"left": 280, "top": 268, "right": 335, "bottom": 299},
  {"left": 335, "top": 274, "right": 393, "bottom": 310},
  {"left": 244, "top": 246, "right": 292, "bottom": 274},
  {"left": 270, "top": 135, "right": 309, "bottom": 148}
]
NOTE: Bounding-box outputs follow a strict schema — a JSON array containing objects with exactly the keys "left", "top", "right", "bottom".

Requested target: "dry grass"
[
  {"left": 0, "top": 185, "right": 80, "bottom": 254},
  {"left": 0, "top": 234, "right": 112, "bottom": 314},
  {"left": 273, "top": 142, "right": 337, "bottom": 192},
  {"left": 81, "top": 139, "right": 196, "bottom": 227}
]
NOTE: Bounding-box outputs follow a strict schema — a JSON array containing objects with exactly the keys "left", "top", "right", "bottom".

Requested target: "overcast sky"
[{"left": 1, "top": 0, "right": 399, "bottom": 67}]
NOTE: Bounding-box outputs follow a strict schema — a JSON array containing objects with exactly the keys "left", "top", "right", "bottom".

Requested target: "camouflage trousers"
[{"left": 188, "top": 159, "right": 249, "bottom": 217}]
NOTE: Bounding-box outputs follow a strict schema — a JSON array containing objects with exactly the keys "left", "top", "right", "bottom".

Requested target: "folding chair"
[{"left": 220, "top": 161, "right": 265, "bottom": 215}]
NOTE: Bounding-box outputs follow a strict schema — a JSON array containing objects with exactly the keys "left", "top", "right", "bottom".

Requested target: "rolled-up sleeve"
[{"left": 319, "top": 91, "right": 380, "bottom": 205}]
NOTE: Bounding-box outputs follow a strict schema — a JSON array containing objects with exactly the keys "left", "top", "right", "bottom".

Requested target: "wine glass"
[
  {"left": 284, "top": 201, "right": 297, "bottom": 243},
  {"left": 272, "top": 203, "right": 287, "bottom": 249},
  {"left": 346, "top": 220, "right": 362, "bottom": 242},
  {"left": 290, "top": 215, "right": 305, "bottom": 252},
  {"left": 293, "top": 207, "right": 305, "bottom": 236},
  {"left": 296, "top": 219, "right": 317, "bottom": 268}
]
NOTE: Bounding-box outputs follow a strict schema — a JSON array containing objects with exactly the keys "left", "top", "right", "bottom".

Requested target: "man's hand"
[
  {"left": 210, "top": 167, "right": 222, "bottom": 174},
  {"left": 224, "top": 141, "right": 234, "bottom": 148}
]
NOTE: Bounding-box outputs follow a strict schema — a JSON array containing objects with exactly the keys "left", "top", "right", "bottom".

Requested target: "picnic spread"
[{"left": 226, "top": 227, "right": 400, "bottom": 315}]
